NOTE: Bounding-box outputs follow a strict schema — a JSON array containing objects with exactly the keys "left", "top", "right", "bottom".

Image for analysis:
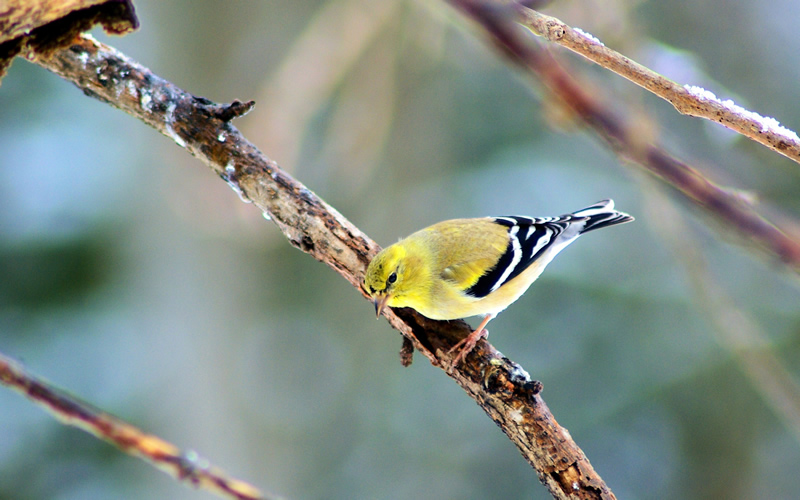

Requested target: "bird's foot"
[{"left": 447, "top": 328, "right": 488, "bottom": 368}]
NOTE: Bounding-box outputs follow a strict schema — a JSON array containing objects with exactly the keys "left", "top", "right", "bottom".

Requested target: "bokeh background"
[{"left": 2, "top": 1, "right": 800, "bottom": 498}]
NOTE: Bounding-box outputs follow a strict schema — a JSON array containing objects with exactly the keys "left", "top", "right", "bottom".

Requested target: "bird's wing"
[
  {"left": 424, "top": 218, "right": 508, "bottom": 293},
  {"left": 464, "top": 216, "right": 573, "bottom": 298},
  {"left": 440, "top": 256, "right": 498, "bottom": 291}
]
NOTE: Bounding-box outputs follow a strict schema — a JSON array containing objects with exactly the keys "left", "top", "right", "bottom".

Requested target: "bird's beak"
[{"left": 373, "top": 294, "right": 390, "bottom": 318}]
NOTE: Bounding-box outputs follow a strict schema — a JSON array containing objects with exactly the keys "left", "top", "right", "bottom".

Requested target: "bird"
[{"left": 363, "top": 199, "right": 634, "bottom": 366}]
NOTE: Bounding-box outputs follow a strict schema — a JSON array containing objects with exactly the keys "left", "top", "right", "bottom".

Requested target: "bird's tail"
[{"left": 570, "top": 199, "right": 634, "bottom": 234}]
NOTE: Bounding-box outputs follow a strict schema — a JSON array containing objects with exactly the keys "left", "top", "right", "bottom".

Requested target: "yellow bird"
[{"left": 363, "top": 199, "right": 633, "bottom": 365}]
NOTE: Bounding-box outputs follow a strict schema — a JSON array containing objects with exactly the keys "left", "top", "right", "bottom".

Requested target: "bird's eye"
[{"left": 387, "top": 272, "right": 397, "bottom": 285}]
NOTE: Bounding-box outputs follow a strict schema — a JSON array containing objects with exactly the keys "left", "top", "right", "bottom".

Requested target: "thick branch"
[
  {"left": 0, "top": 0, "right": 136, "bottom": 42},
  {"left": 29, "top": 34, "right": 613, "bottom": 499},
  {"left": 0, "top": 0, "right": 137, "bottom": 81}
]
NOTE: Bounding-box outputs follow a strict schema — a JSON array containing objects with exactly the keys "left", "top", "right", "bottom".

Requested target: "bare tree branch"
[
  {"left": 450, "top": 0, "right": 800, "bottom": 274},
  {"left": 0, "top": 0, "right": 137, "bottom": 81},
  {"left": 0, "top": 352, "right": 272, "bottom": 500},
  {"left": 516, "top": 6, "right": 800, "bottom": 166},
  {"left": 27, "top": 33, "right": 616, "bottom": 499}
]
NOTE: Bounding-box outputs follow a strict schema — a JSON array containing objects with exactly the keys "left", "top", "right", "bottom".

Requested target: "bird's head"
[{"left": 363, "top": 244, "right": 418, "bottom": 318}]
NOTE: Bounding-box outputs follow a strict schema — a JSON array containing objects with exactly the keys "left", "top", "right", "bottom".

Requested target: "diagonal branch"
[
  {"left": 516, "top": 6, "right": 800, "bottom": 166},
  {"left": 450, "top": 0, "right": 800, "bottom": 274},
  {"left": 0, "top": 352, "right": 271, "bottom": 500},
  {"left": 27, "top": 34, "right": 615, "bottom": 499}
]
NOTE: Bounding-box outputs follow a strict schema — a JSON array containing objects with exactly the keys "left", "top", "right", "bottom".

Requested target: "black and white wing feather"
[{"left": 465, "top": 200, "right": 633, "bottom": 298}]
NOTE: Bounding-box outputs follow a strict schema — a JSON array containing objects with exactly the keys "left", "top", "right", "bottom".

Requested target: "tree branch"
[
  {"left": 515, "top": 6, "right": 800, "bottom": 166},
  {"left": 0, "top": 0, "right": 137, "bottom": 81},
  {"left": 0, "top": 352, "right": 271, "bottom": 500},
  {"left": 28, "top": 33, "right": 615, "bottom": 499},
  {"left": 450, "top": 0, "right": 800, "bottom": 273}
]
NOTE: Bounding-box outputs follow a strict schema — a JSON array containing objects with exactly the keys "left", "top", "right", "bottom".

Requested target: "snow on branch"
[{"left": 516, "top": 6, "right": 800, "bottom": 165}]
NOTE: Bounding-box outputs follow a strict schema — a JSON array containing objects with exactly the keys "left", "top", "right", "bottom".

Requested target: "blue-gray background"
[{"left": 2, "top": 1, "right": 800, "bottom": 498}]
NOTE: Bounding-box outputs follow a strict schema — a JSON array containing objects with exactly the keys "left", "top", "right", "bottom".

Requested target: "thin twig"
[
  {"left": 515, "top": 6, "right": 800, "bottom": 166},
  {"left": 0, "top": 352, "right": 271, "bottom": 500},
  {"left": 30, "top": 34, "right": 614, "bottom": 499}
]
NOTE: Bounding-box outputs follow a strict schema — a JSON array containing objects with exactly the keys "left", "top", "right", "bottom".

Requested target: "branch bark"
[
  {"left": 27, "top": 33, "right": 615, "bottom": 499},
  {"left": 0, "top": 0, "right": 137, "bottom": 81}
]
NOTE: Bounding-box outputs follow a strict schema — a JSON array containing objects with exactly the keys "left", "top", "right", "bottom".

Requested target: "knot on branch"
[
  {"left": 545, "top": 20, "right": 565, "bottom": 41},
  {"left": 209, "top": 99, "right": 256, "bottom": 122},
  {"left": 482, "top": 357, "right": 543, "bottom": 398}
]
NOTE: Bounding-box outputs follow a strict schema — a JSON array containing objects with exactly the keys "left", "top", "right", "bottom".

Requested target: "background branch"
[
  {"left": 516, "top": 6, "right": 800, "bottom": 166},
  {"left": 0, "top": 352, "right": 269, "bottom": 500},
  {"left": 451, "top": 0, "right": 800, "bottom": 273}
]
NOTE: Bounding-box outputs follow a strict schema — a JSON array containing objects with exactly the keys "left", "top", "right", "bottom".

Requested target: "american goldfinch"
[{"left": 364, "top": 199, "right": 633, "bottom": 365}]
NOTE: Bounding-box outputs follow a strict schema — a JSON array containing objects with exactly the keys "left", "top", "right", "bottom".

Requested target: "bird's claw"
[{"left": 446, "top": 328, "right": 488, "bottom": 368}]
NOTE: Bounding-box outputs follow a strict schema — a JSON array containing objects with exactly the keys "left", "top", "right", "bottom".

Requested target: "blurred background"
[{"left": 2, "top": 0, "right": 800, "bottom": 498}]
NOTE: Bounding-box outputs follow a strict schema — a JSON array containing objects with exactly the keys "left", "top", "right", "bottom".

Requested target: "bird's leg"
[{"left": 448, "top": 314, "right": 493, "bottom": 366}]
